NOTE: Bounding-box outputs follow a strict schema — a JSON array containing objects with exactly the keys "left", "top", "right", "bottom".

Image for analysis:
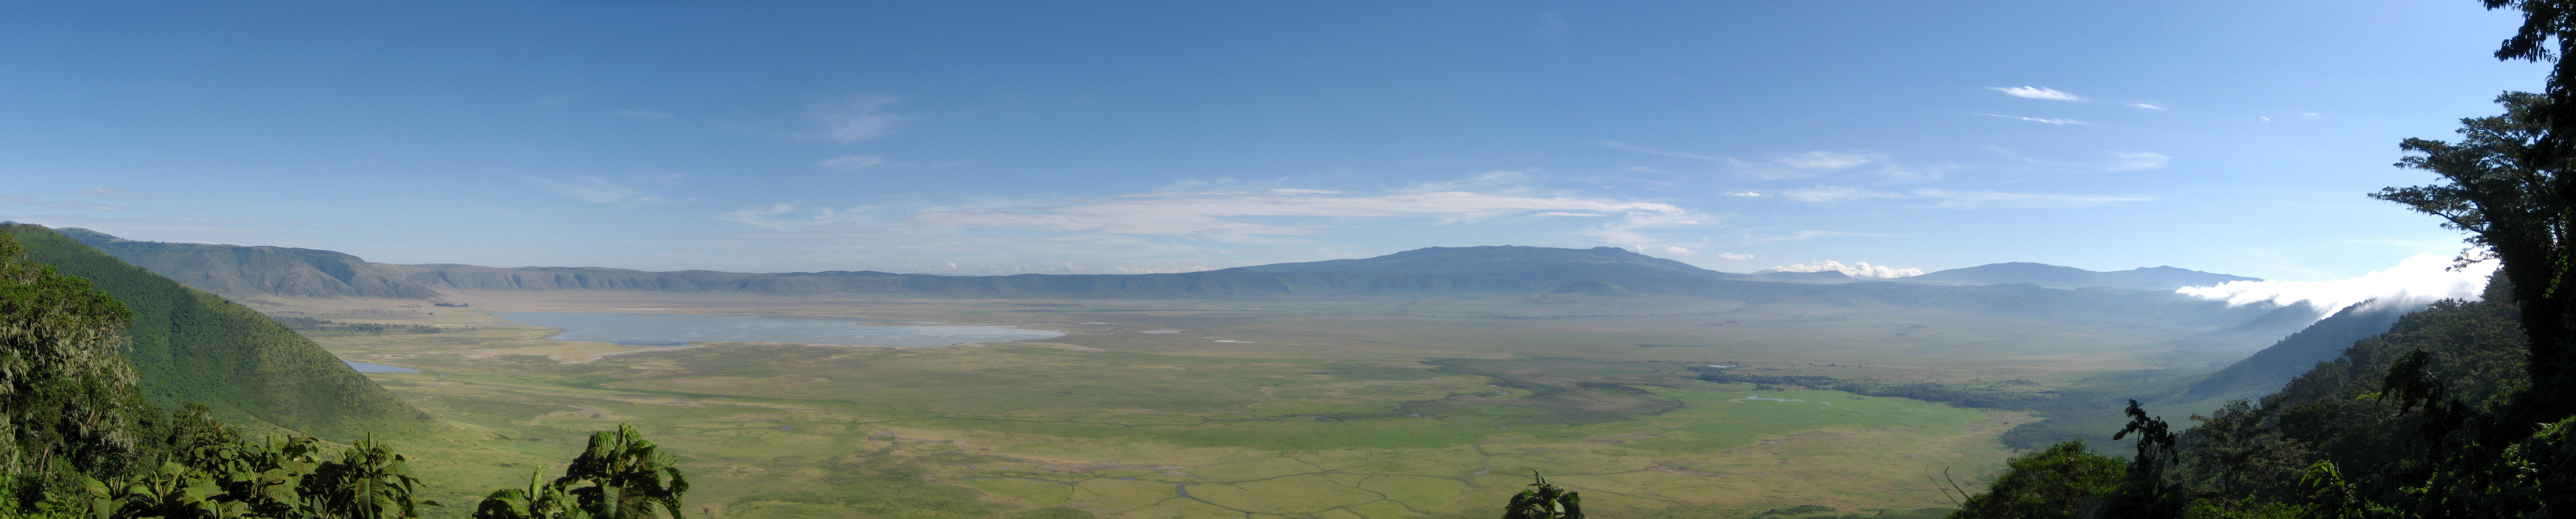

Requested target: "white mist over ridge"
[
  {"left": 1770, "top": 260, "right": 1924, "bottom": 279},
  {"left": 2176, "top": 253, "right": 2497, "bottom": 321}
]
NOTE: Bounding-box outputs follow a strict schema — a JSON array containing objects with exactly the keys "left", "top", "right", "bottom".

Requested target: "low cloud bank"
[
  {"left": 1772, "top": 260, "right": 1923, "bottom": 279},
  {"left": 2176, "top": 253, "right": 2497, "bottom": 319}
]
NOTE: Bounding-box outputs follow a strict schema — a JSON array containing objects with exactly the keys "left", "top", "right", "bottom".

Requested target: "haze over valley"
[{"left": 7, "top": 2, "right": 2566, "bottom": 519}]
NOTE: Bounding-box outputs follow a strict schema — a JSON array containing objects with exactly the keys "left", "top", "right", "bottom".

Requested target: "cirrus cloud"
[
  {"left": 1991, "top": 86, "right": 2086, "bottom": 102},
  {"left": 807, "top": 93, "right": 909, "bottom": 144},
  {"left": 1779, "top": 186, "right": 2150, "bottom": 208},
  {"left": 907, "top": 189, "right": 1692, "bottom": 237}
]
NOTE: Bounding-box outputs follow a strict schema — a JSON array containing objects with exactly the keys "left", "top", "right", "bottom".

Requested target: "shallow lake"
[
  {"left": 343, "top": 360, "right": 419, "bottom": 373},
  {"left": 491, "top": 312, "right": 1065, "bottom": 347}
]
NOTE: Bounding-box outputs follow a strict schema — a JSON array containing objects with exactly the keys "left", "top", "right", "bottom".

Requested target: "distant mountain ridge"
[
  {"left": 48, "top": 230, "right": 2284, "bottom": 329},
  {"left": 1894, "top": 261, "right": 2259, "bottom": 290},
  {"left": 377, "top": 245, "right": 1744, "bottom": 298},
  {"left": 58, "top": 227, "right": 442, "bottom": 301}
]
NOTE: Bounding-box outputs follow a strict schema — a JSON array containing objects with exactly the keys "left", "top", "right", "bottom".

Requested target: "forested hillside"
[
  {"left": 56, "top": 227, "right": 440, "bottom": 301},
  {"left": 0, "top": 228, "right": 689, "bottom": 519},
  {"left": 2177, "top": 302, "right": 2416, "bottom": 402},
  {"left": 1945, "top": 6, "right": 2576, "bottom": 506},
  {"left": 0, "top": 224, "right": 430, "bottom": 439}
]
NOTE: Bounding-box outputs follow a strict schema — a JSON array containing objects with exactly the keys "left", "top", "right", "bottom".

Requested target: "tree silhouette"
[
  {"left": 2099, "top": 400, "right": 2184, "bottom": 519},
  {"left": 475, "top": 468, "right": 587, "bottom": 519},
  {"left": 554, "top": 424, "right": 686, "bottom": 519},
  {"left": 1500, "top": 470, "right": 1582, "bottom": 519},
  {"left": 302, "top": 434, "right": 426, "bottom": 519}
]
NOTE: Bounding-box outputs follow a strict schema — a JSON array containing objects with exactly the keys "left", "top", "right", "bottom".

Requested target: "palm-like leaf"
[
  {"left": 554, "top": 424, "right": 686, "bottom": 519},
  {"left": 476, "top": 467, "right": 588, "bottom": 519},
  {"left": 1501, "top": 471, "right": 1583, "bottom": 519},
  {"left": 304, "top": 434, "right": 424, "bottom": 519}
]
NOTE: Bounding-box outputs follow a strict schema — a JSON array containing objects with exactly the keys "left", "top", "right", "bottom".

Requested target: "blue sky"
[{"left": 0, "top": 1, "right": 2545, "bottom": 280}]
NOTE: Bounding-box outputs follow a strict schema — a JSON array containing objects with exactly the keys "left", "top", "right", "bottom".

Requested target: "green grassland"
[{"left": 283, "top": 293, "right": 2199, "bottom": 518}]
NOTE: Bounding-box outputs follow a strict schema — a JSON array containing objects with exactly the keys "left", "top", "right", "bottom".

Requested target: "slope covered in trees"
[
  {"left": 1948, "top": 1, "right": 2576, "bottom": 507},
  {"left": 0, "top": 229, "right": 691, "bottom": 518},
  {"left": 56, "top": 227, "right": 440, "bottom": 302},
  {"left": 2177, "top": 302, "right": 2416, "bottom": 402},
  {"left": 0, "top": 224, "right": 430, "bottom": 439}
]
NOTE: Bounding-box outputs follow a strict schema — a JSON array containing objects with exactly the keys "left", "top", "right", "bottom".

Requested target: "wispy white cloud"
[
  {"left": 909, "top": 189, "right": 1693, "bottom": 239},
  {"left": 1741, "top": 230, "right": 1897, "bottom": 244},
  {"left": 62, "top": 187, "right": 158, "bottom": 200},
  {"left": 0, "top": 214, "right": 281, "bottom": 242},
  {"left": 2178, "top": 253, "right": 2496, "bottom": 322},
  {"left": 1661, "top": 246, "right": 1699, "bottom": 257},
  {"left": 1779, "top": 186, "right": 2151, "bottom": 208},
  {"left": 1395, "top": 171, "right": 1537, "bottom": 194},
  {"left": 1778, "top": 186, "right": 1898, "bottom": 204},
  {"left": 1534, "top": 11, "right": 1569, "bottom": 43},
  {"left": 533, "top": 176, "right": 667, "bottom": 205},
  {"left": 1536, "top": 212, "right": 1608, "bottom": 217},
  {"left": 1576, "top": 210, "right": 1712, "bottom": 249},
  {"left": 1722, "top": 191, "right": 1763, "bottom": 197},
  {"left": 2130, "top": 103, "right": 2165, "bottom": 110},
  {"left": 1601, "top": 143, "right": 1938, "bottom": 181},
  {"left": 394, "top": 195, "right": 525, "bottom": 216},
  {"left": 1153, "top": 177, "right": 1289, "bottom": 193},
  {"left": 1717, "top": 252, "right": 1755, "bottom": 260},
  {"left": 820, "top": 154, "right": 887, "bottom": 170},
  {"left": 1907, "top": 188, "right": 2151, "bottom": 208},
  {"left": 0, "top": 195, "right": 121, "bottom": 211},
  {"left": 1991, "top": 86, "right": 2087, "bottom": 102},
  {"left": 1775, "top": 151, "right": 1874, "bottom": 170},
  {"left": 1599, "top": 141, "right": 1727, "bottom": 162},
  {"left": 612, "top": 108, "right": 672, "bottom": 119},
  {"left": 1772, "top": 260, "right": 1923, "bottom": 278},
  {"left": 808, "top": 93, "right": 909, "bottom": 144},
  {"left": 1974, "top": 113, "right": 2096, "bottom": 126},
  {"left": 717, "top": 202, "right": 807, "bottom": 229},
  {"left": 2105, "top": 152, "right": 2170, "bottom": 171}
]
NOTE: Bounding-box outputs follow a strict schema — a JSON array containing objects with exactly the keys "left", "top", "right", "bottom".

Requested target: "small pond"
[{"left": 491, "top": 312, "right": 1065, "bottom": 347}]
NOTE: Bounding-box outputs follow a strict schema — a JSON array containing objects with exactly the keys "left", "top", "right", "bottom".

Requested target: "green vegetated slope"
[
  {"left": 56, "top": 227, "right": 440, "bottom": 301},
  {"left": 1943, "top": 276, "right": 2530, "bottom": 515},
  {"left": 0, "top": 224, "right": 430, "bottom": 439},
  {"left": 2178, "top": 278, "right": 2528, "bottom": 500},
  {"left": 2177, "top": 302, "right": 2414, "bottom": 402}
]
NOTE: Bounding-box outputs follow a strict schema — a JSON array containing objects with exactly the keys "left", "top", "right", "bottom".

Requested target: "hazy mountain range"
[
  {"left": 14, "top": 224, "right": 2443, "bottom": 444},
  {"left": 56, "top": 227, "right": 2261, "bottom": 302}
]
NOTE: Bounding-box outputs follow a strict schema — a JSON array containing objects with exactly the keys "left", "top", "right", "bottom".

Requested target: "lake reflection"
[{"left": 492, "top": 312, "right": 1065, "bottom": 347}]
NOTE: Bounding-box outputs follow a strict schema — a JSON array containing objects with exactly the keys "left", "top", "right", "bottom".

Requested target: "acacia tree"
[
  {"left": 0, "top": 232, "right": 153, "bottom": 511},
  {"left": 2487, "top": 0, "right": 2576, "bottom": 155},
  {"left": 2378, "top": 92, "right": 2576, "bottom": 423}
]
